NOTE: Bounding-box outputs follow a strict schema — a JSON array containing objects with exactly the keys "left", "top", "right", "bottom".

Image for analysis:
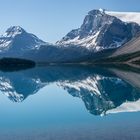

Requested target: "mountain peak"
[
  {"left": 88, "top": 9, "right": 106, "bottom": 16},
  {"left": 4, "top": 26, "right": 26, "bottom": 38},
  {"left": 57, "top": 9, "right": 140, "bottom": 51},
  {"left": 0, "top": 26, "right": 46, "bottom": 53},
  {"left": 6, "top": 26, "right": 25, "bottom": 32},
  {"left": 99, "top": 8, "right": 106, "bottom": 12}
]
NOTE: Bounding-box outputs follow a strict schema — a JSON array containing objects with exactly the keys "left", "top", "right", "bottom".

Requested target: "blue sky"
[{"left": 0, "top": 0, "right": 140, "bottom": 43}]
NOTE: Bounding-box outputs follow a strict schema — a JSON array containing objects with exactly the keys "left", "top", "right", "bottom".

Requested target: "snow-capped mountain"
[
  {"left": 0, "top": 9, "right": 139, "bottom": 62},
  {"left": 0, "top": 26, "right": 46, "bottom": 55},
  {"left": 57, "top": 9, "right": 140, "bottom": 52},
  {"left": 0, "top": 9, "right": 140, "bottom": 62}
]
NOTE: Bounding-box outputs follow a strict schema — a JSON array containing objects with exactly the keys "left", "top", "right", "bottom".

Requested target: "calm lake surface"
[{"left": 0, "top": 65, "right": 140, "bottom": 140}]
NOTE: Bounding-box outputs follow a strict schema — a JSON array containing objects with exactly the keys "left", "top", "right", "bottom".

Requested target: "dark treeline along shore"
[{"left": 0, "top": 58, "right": 36, "bottom": 72}]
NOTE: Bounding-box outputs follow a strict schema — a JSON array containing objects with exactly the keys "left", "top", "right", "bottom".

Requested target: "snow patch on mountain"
[
  {"left": 57, "top": 76, "right": 102, "bottom": 97},
  {"left": 106, "top": 99, "right": 140, "bottom": 114},
  {"left": 59, "top": 31, "right": 100, "bottom": 50},
  {"left": 107, "top": 11, "right": 140, "bottom": 24}
]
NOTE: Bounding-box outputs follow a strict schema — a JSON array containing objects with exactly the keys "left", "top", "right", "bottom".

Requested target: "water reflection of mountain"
[{"left": 0, "top": 65, "right": 140, "bottom": 116}]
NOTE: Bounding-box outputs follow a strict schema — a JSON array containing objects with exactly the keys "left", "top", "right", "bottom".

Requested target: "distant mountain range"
[{"left": 0, "top": 9, "right": 140, "bottom": 63}]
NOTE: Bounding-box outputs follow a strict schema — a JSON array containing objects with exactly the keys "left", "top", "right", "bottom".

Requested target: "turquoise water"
[{"left": 0, "top": 65, "right": 140, "bottom": 140}]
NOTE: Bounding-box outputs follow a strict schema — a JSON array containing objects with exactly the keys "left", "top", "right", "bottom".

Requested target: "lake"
[{"left": 0, "top": 65, "right": 140, "bottom": 140}]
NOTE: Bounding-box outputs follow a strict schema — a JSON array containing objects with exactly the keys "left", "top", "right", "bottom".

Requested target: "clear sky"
[{"left": 0, "top": 0, "right": 140, "bottom": 43}]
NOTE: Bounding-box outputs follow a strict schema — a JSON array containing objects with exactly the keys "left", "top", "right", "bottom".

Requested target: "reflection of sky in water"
[{"left": 0, "top": 66, "right": 140, "bottom": 139}]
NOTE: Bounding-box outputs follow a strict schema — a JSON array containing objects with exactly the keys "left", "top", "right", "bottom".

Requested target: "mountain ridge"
[
  {"left": 0, "top": 9, "right": 140, "bottom": 63},
  {"left": 57, "top": 9, "right": 140, "bottom": 52}
]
